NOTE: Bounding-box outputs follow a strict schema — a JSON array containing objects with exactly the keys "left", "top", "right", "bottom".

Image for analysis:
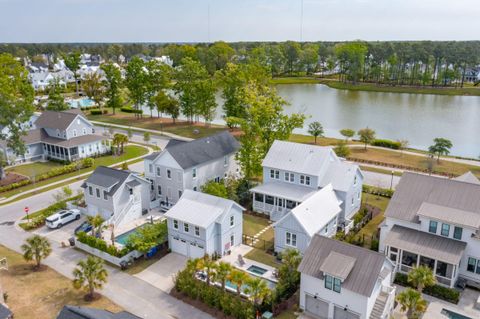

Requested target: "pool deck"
[{"left": 221, "top": 244, "right": 278, "bottom": 283}]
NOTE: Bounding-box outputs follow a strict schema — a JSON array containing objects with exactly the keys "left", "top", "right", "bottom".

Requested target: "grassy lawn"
[
  {"left": 243, "top": 213, "right": 271, "bottom": 238},
  {"left": 271, "top": 77, "right": 322, "bottom": 85},
  {"left": 359, "top": 165, "right": 403, "bottom": 177},
  {"left": 244, "top": 248, "right": 279, "bottom": 268},
  {"left": 275, "top": 309, "right": 299, "bottom": 319},
  {"left": 0, "top": 145, "right": 148, "bottom": 200},
  {"left": 354, "top": 193, "right": 391, "bottom": 248},
  {"left": 6, "top": 162, "right": 63, "bottom": 179},
  {"left": 349, "top": 147, "right": 480, "bottom": 177},
  {"left": 0, "top": 245, "right": 122, "bottom": 319},
  {"left": 362, "top": 193, "right": 391, "bottom": 212}
]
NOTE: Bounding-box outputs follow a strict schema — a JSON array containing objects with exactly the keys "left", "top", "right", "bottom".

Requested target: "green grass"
[
  {"left": 244, "top": 248, "right": 279, "bottom": 268},
  {"left": 359, "top": 165, "right": 403, "bottom": 177},
  {"left": 0, "top": 145, "right": 148, "bottom": 199},
  {"left": 271, "top": 77, "right": 322, "bottom": 85},
  {"left": 6, "top": 161, "right": 63, "bottom": 179},
  {"left": 354, "top": 193, "right": 391, "bottom": 248},
  {"left": 362, "top": 193, "right": 391, "bottom": 212},
  {"left": 243, "top": 213, "right": 271, "bottom": 238},
  {"left": 275, "top": 309, "right": 299, "bottom": 319}
]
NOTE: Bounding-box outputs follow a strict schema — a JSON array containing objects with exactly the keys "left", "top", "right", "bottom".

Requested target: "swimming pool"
[
  {"left": 115, "top": 227, "right": 141, "bottom": 245},
  {"left": 69, "top": 98, "right": 94, "bottom": 108},
  {"left": 247, "top": 265, "right": 268, "bottom": 276},
  {"left": 441, "top": 308, "right": 473, "bottom": 319},
  {"left": 224, "top": 275, "right": 276, "bottom": 294}
]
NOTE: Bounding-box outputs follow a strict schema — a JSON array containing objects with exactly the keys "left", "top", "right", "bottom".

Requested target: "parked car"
[
  {"left": 46, "top": 209, "right": 81, "bottom": 229},
  {"left": 74, "top": 221, "right": 92, "bottom": 234}
]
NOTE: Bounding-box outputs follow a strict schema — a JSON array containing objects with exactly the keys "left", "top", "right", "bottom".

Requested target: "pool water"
[
  {"left": 69, "top": 98, "right": 94, "bottom": 108},
  {"left": 224, "top": 276, "right": 276, "bottom": 294},
  {"left": 247, "top": 265, "right": 268, "bottom": 276},
  {"left": 115, "top": 227, "right": 140, "bottom": 245},
  {"left": 441, "top": 308, "right": 473, "bottom": 319}
]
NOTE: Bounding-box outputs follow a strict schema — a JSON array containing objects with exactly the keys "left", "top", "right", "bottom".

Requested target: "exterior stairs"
[{"left": 369, "top": 291, "right": 388, "bottom": 319}]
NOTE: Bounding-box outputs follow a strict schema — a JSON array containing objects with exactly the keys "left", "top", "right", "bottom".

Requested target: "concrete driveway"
[{"left": 135, "top": 253, "right": 188, "bottom": 293}]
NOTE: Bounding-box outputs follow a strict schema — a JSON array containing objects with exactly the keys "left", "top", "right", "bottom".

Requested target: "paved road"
[
  {"left": 94, "top": 125, "right": 171, "bottom": 150},
  {"left": 362, "top": 170, "right": 401, "bottom": 189}
]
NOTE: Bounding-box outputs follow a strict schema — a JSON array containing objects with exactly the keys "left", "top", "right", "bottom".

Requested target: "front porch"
[{"left": 43, "top": 143, "right": 79, "bottom": 161}]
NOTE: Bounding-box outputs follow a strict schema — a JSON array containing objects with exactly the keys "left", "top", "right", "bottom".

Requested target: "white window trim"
[
  {"left": 173, "top": 219, "right": 179, "bottom": 229},
  {"left": 285, "top": 232, "right": 297, "bottom": 247},
  {"left": 194, "top": 226, "right": 200, "bottom": 237},
  {"left": 167, "top": 169, "right": 172, "bottom": 180},
  {"left": 230, "top": 215, "right": 235, "bottom": 228},
  {"left": 192, "top": 167, "right": 197, "bottom": 179},
  {"left": 184, "top": 223, "right": 189, "bottom": 233}
]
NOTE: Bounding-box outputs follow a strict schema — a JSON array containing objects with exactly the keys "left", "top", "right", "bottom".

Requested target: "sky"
[{"left": 0, "top": 0, "right": 479, "bottom": 43}]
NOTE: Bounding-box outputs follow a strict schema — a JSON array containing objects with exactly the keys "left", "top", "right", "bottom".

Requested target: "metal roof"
[
  {"left": 56, "top": 305, "right": 141, "bottom": 319},
  {"left": 383, "top": 225, "right": 466, "bottom": 265},
  {"left": 416, "top": 202, "right": 480, "bottom": 229},
  {"left": 298, "top": 235, "right": 388, "bottom": 297},
  {"left": 250, "top": 181, "right": 317, "bottom": 202},
  {"left": 164, "top": 131, "right": 239, "bottom": 169},
  {"left": 385, "top": 172, "right": 480, "bottom": 224},
  {"left": 0, "top": 304, "right": 12, "bottom": 319},
  {"left": 164, "top": 190, "right": 244, "bottom": 228},
  {"left": 320, "top": 251, "right": 356, "bottom": 281},
  {"left": 454, "top": 171, "right": 480, "bottom": 185},
  {"left": 126, "top": 180, "right": 141, "bottom": 188}
]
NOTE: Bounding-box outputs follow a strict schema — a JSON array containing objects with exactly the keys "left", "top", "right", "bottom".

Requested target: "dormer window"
[
  {"left": 300, "top": 175, "right": 310, "bottom": 185},
  {"left": 324, "top": 275, "right": 341, "bottom": 293},
  {"left": 284, "top": 172, "right": 294, "bottom": 183}
]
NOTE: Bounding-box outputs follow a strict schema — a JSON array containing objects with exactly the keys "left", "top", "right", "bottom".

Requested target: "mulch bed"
[{"left": 0, "top": 172, "right": 29, "bottom": 187}]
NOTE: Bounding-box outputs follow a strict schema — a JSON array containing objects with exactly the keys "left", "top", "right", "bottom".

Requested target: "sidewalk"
[{"left": 0, "top": 144, "right": 154, "bottom": 205}]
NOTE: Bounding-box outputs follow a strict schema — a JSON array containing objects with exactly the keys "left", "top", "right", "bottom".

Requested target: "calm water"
[{"left": 143, "top": 84, "right": 480, "bottom": 158}]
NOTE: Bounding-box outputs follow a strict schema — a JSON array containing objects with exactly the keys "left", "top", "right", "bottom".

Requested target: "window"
[
  {"left": 82, "top": 128, "right": 86, "bottom": 135},
  {"left": 157, "top": 185, "right": 162, "bottom": 195},
  {"left": 354, "top": 175, "right": 357, "bottom": 185},
  {"left": 167, "top": 169, "right": 171, "bottom": 179},
  {"left": 224, "top": 155, "right": 228, "bottom": 166},
  {"left": 173, "top": 220, "right": 178, "bottom": 229},
  {"left": 194, "top": 226, "right": 200, "bottom": 237},
  {"left": 156, "top": 167, "right": 161, "bottom": 176},
  {"left": 88, "top": 186, "right": 93, "bottom": 196},
  {"left": 95, "top": 188, "right": 100, "bottom": 198},
  {"left": 230, "top": 215, "right": 235, "bottom": 227},
  {"left": 453, "top": 226, "right": 463, "bottom": 240},
  {"left": 428, "top": 221, "right": 438, "bottom": 234},
  {"left": 56, "top": 129, "right": 60, "bottom": 137},
  {"left": 184, "top": 223, "right": 189, "bottom": 233},
  {"left": 265, "top": 195, "right": 274, "bottom": 205},
  {"left": 193, "top": 186, "right": 197, "bottom": 191},
  {"left": 286, "top": 232, "right": 297, "bottom": 247},
  {"left": 324, "top": 275, "right": 333, "bottom": 290},
  {"left": 255, "top": 193, "right": 264, "bottom": 202},
  {"left": 351, "top": 197, "right": 354, "bottom": 206},
  {"left": 73, "top": 129, "right": 77, "bottom": 137},
  {"left": 467, "top": 257, "right": 477, "bottom": 273},
  {"left": 192, "top": 168, "right": 197, "bottom": 178},
  {"left": 149, "top": 164, "right": 153, "bottom": 173},
  {"left": 284, "top": 172, "right": 294, "bottom": 182},
  {"left": 103, "top": 191, "right": 108, "bottom": 200},
  {"left": 214, "top": 177, "right": 220, "bottom": 183},
  {"left": 441, "top": 223, "right": 450, "bottom": 237},
  {"left": 230, "top": 234, "right": 235, "bottom": 246},
  {"left": 333, "top": 278, "right": 341, "bottom": 293},
  {"left": 270, "top": 169, "right": 275, "bottom": 178},
  {"left": 300, "top": 175, "right": 311, "bottom": 185},
  {"left": 178, "top": 190, "right": 182, "bottom": 198}
]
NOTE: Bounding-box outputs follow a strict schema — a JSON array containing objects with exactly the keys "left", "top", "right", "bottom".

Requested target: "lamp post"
[{"left": 390, "top": 171, "right": 394, "bottom": 190}]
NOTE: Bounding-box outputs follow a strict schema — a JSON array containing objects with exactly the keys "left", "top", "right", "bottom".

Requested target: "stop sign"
[{"left": 24, "top": 206, "right": 29, "bottom": 213}]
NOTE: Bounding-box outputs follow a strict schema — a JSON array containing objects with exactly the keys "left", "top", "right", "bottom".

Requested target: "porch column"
[{"left": 67, "top": 148, "right": 71, "bottom": 161}]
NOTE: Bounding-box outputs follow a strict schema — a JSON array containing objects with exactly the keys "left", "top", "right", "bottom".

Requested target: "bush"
[
  {"left": 121, "top": 106, "right": 143, "bottom": 114},
  {"left": 0, "top": 179, "right": 31, "bottom": 193},
  {"left": 18, "top": 196, "right": 78, "bottom": 230},
  {"left": 363, "top": 184, "right": 394, "bottom": 198},
  {"left": 82, "top": 157, "right": 95, "bottom": 168},
  {"left": 394, "top": 272, "right": 459, "bottom": 304},
  {"left": 90, "top": 109, "right": 102, "bottom": 115},
  {"left": 77, "top": 231, "right": 129, "bottom": 257},
  {"left": 103, "top": 109, "right": 108, "bottom": 114},
  {"left": 371, "top": 139, "right": 401, "bottom": 150}
]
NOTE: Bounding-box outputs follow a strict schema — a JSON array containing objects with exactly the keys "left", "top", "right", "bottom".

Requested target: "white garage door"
[
  {"left": 305, "top": 295, "right": 329, "bottom": 319},
  {"left": 334, "top": 306, "right": 360, "bottom": 319},
  {"left": 170, "top": 237, "right": 187, "bottom": 256},
  {"left": 189, "top": 243, "right": 205, "bottom": 259}
]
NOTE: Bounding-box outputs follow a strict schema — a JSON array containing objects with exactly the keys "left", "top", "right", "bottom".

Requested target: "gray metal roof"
[
  {"left": 144, "top": 151, "right": 160, "bottom": 161},
  {"left": 298, "top": 235, "right": 387, "bottom": 297},
  {"left": 454, "top": 171, "right": 480, "bottom": 185},
  {"left": 35, "top": 110, "right": 87, "bottom": 130},
  {"left": 84, "top": 166, "right": 130, "bottom": 195},
  {"left": 0, "top": 304, "right": 12, "bottom": 319},
  {"left": 126, "top": 180, "right": 141, "bottom": 188},
  {"left": 383, "top": 225, "right": 466, "bottom": 265},
  {"left": 56, "top": 305, "right": 141, "bottom": 319},
  {"left": 250, "top": 181, "right": 317, "bottom": 202},
  {"left": 416, "top": 202, "right": 480, "bottom": 229},
  {"left": 298, "top": 234, "right": 386, "bottom": 297},
  {"left": 385, "top": 172, "right": 480, "bottom": 224},
  {"left": 165, "top": 139, "right": 188, "bottom": 148},
  {"left": 164, "top": 131, "right": 239, "bottom": 169},
  {"left": 319, "top": 251, "right": 356, "bottom": 281}
]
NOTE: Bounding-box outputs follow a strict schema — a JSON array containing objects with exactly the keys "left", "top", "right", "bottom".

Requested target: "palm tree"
[
  {"left": 396, "top": 288, "right": 427, "bottom": 319},
  {"left": 408, "top": 266, "right": 437, "bottom": 293},
  {"left": 307, "top": 121, "right": 324, "bottom": 144},
  {"left": 73, "top": 256, "right": 108, "bottom": 300},
  {"left": 86, "top": 214, "right": 105, "bottom": 238},
  {"left": 215, "top": 261, "right": 232, "bottom": 291},
  {"left": 21, "top": 235, "right": 52, "bottom": 270},
  {"left": 245, "top": 277, "right": 271, "bottom": 308},
  {"left": 228, "top": 269, "right": 249, "bottom": 296},
  {"left": 185, "top": 258, "right": 201, "bottom": 277},
  {"left": 120, "top": 134, "right": 128, "bottom": 154},
  {"left": 196, "top": 255, "right": 217, "bottom": 286}
]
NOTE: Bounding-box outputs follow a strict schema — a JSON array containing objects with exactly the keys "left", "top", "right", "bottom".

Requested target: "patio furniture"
[
  {"left": 272, "top": 269, "right": 278, "bottom": 278},
  {"left": 238, "top": 254, "right": 246, "bottom": 267}
]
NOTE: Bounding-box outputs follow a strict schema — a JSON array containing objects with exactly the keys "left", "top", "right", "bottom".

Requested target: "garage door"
[
  {"left": 305, "top": 295, "right": 329, "bottom": 319},
  {"left": 170, "top": 237, "right": 187, "bottom": 256},
  {"left": 333, "top": 306, "right": 360, "bottom": 319},
  {"left": 189, "top": 243, "right": 205, "bottom": 259}
]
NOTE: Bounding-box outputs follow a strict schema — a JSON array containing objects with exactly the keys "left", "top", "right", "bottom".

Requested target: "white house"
[
  {"left": 250, "top": 141, "right": 363, "bottom": 229},
  {"left": 298, "top": 235, "right": 396, "bottom": 319},
  {"left": 144, "top": 131, "right": 240, "bottom": 209},
  {"left": 81, "top": 166, "right": 151, "bottom": 227},
  {"left": 164, "top": 190, "right": 244, "bottom": 259},
  {"left": 379, "top": 171, "right": 480, "bottom": 289},
  {"left": 272, "top": 184, "right": 342, "bottom": 254}
]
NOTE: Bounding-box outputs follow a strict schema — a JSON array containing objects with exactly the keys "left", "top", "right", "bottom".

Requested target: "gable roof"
[
  {"left": 274, "top": 184, "right": 342, "bottom": 236},
  {"left": 262, "top": 140, "right": 337, "bottom": 176},
  {"left": 319, "top": 161, "right": 361, "bottom": 192},
  {"left": 164, "top": 190, "right": 244, "bottom": 228},
  {"left": 454, "top": 171, "right": 480, "bottom": 185},
  {"left": 0, "top": 304, "right": 12, "bottom": 319},
  {"left": 56, "top": 305, "right": 141, "bottom": 319},
  {"left": 82, "top": 166, "right": 131, "bottom": 195},
  {"left": 163, "top": 131, "right": 240, "bottom": 169},
  {"left": 35, "top": 110, "right": 88, "bottom": 130},
  {"left": 298, "top": 235, "right": 387, "bottom": 297},
  {"left": 385, "top": 172, "right": 480, "bottom": 224},
  {"left": 320, "top": 251, "right": 356, "bottom": 281}
]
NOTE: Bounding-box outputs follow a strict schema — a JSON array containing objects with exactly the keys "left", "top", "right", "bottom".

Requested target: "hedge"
[
  {"left": 362, "top": 184, "right": 394, "bottom": 198},
  {"left": 77, "top": 231, "right": 130, "bottom": 257},
  {"left": 90, "top": 109, "right": 102, "bottom": 115},
  {"left": 371, "top": 139, "right": 401, "bottom": 150},
  {"left": 121, "top": 106, "right": 143, "bottom": 114},
  {"left": 18, "top": 199, "right": 72, "bottom": 231},
  {"left": 0, "top": 179, "right": 31, "bottom": 193},
  {"left": 394, "top": 272, "right": 460, "bottom": 304}
]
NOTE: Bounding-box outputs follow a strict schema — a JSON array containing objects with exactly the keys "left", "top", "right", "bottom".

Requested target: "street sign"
[{"left": 24, "top": 206, "right": 29, "bottom": 213}]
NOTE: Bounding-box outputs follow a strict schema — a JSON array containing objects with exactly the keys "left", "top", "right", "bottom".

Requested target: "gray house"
[
  {"left": 164, "top": 190, "right": 244, "bottom": 259},
  {"left": 273, "top": 184, "right": 342, "bottom": 254},
  {"left": 144, "top": 131, "right": 240, "bottom": 209},
  {"left": 0, "top": 109, "right": 108, "bottom": 164},
  {"left": 251, "top": 140, "right": 363, "bottom": 229},
  {"left": 81, "top": 166, "right": 150, "bottom": 227}
]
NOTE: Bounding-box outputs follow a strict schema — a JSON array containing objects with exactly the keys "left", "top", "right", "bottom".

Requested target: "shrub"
[
  {"left": 362, "top": 185, "right": 394, "bottom": 198},
  {"left": 102, "top": 109, "right": 108, "bottom": 114},
  {"left": 394, "top": 272, "right": 459, "bottom": 304},
  {"left": 371, "top": 139, "right": 401, "bottom": 150},
  {"left": 0, "top": 179, "right": 31, "bottom": 193},
  {"left": 82, "top": 157, "right": 95, "bottom": 168},
  {"left": 77, "top": 231, "right": 129, "bottom": 257},
  {"left": 121, "top": 106, "right": 143, "bottom": 114},
  {"left": 90, "top": 109, "right": 102, "bottom": 115}
]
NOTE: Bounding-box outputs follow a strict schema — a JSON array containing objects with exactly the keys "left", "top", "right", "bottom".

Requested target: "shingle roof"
[
  {"left": 0, "top": 304, "right": 12, "bottom": 319},
  {"left": 164, "top": 190, "right": 244, "bottom": 228},
  {"left": 164, "top": 131, "right": 239, "bottom": 169},
  {"left": 1, "top": 128, "right": 106, "bottom": 148},
  {"left": 144, "top": 151, "right": 160, "bottom": 161},
  {"left": 35, "top": 110, "right": 87, "bottom": 130},
  {"left": 56, "top": 305, "right": 141, "bottom": 319},
  {"left": 385, "top": 172, "right": 480, "bottom": 224},
  {"left": 298, "top": 235, "right": 387, "bottom": 297},
  {"left": 250, "top": 181, "right": 317, "bottom": 202},
  {"left": 165, "top": 139, "right": 188, "bottom": 148},
  {"left": 83, "top": 166, "right": 131, "bottom": 195},
  {"left": 383, "top": 225, "right": 466, "bottom": 265}
]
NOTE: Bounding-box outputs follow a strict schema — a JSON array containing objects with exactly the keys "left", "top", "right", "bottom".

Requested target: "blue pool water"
[
  {"left": 69, "top": 98, "right": 94, "bottom": 108},
  {"left": 115, "top": 227, "right": 141, "bottom": 245},
  {"left": 441, "top": 309, "right": 473, "bottom": 319},
  {"left": 224, "top": 277, "right": 276, "bottom": 294},
  {"left": 247, "top": 265, "right": 268, "bottom": 276}
]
